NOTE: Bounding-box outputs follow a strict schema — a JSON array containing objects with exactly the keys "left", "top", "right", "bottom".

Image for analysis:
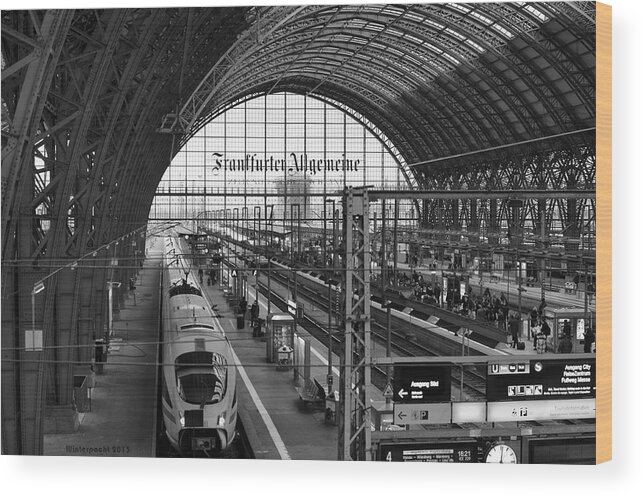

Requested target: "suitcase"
[{"left": 516, "top": 342, "right": 525, "bottom": 350}]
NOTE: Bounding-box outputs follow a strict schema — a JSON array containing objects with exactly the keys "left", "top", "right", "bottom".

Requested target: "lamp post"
[
  {"left": 290, "top": 203, "right": 296, "bottom": 262},
  {"left": 106, "top": 281, "right": 122, "bottom": 339},
  {"left": 233, "top": 207, "right": 239, "bottom": 297},
  {"left": 324, "top": 198, "right": 336, "bottom": 393},
  {"left": 31, "top": 281, "right": 45, "bottom": 335},
  {"left": 266, "top": 204, "right": 273, "bottom": 315},
  {"left": 242, "top": 206, "right": 248, "bottom": 300},
  {"left": 254, "top": 206, "right": 261, "bottom": 302}
]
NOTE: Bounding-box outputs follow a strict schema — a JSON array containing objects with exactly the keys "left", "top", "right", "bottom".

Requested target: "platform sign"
[
  {"left": 393, "top": 403, "right": 451, "bottom": 425},
  {"left": 487, "top": 359, "right": 595, "bottom": 402},
  {"left": 394, "top": 364, "right": 451, "bottom": 403},
  {"left": 382, "top": 383, "right": 394, "bottom": 398},
  {"left": 487, "top": 398, "right": 596, "bottom": 422},
  {"left": 576, "top": 318, "right": 585, "bottom": 340},
  {"left": 488, "top": 361, "right": 530, "bottom": 376},
  {"left": 379, "top": 440, "right": 478, "bottom": 463}
]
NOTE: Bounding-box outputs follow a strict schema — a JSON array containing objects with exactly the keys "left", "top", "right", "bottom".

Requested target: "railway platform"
[
  {"left": 395, "top": 261, "right": 595, "bottom": 312},
  {"left": 201, "top": 282, "right": 342, "bottom": 460},
  {"left": 42, "top": 241, "right": 162, "bottom": 456}
]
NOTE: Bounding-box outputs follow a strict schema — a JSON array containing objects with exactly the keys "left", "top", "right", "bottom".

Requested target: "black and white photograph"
[{"left": 1, "top": 0, "right": 612, "bottom": 476}]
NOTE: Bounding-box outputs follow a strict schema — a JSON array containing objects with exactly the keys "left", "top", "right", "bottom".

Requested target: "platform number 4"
[{"left": 385, "top": 451, "right": 392, "bottom": 462}]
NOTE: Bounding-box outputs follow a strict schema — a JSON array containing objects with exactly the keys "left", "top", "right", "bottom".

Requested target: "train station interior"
[{"left": 2, "top": 0, "right": 629, "bottom": 486}]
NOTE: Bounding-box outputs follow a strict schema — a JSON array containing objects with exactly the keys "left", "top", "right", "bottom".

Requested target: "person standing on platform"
[
  {"left": 239, "top": 296, "right": 248, "bottom": 316},
  {"left": 583, "top": 327, "right": 595, "bottom": 353},
  {"left": 509, "top": 313, "right": 520, "bottom": 349},
  {"left": 198, "top": 267, "right": 204, "bottom": 285},
  {"left": 562, "top": 319, "right": 572, "bottom": 339},
  {"left": 587, "top": 282, "right": 595, "bottom": 306},
  {"left": 538, "top": 297, "right": 547, "bottom": 317},
  {"left": 535, "top": 330, "right": 547, "bottom": 354},
  {"left": 532, "top": 321, "right": 542, "bottom": 350},
  {"left": 558, "top": 332, "right": 573, "bottom": 354},
  {"left": 541, "top": 318, "right": 551, "bottom": 351},
  {"left": 529, "top": 307, "right": 539, "bottom": 336},
  {"left": 250, "top": 301, "right": 259, "bottom": 327}
]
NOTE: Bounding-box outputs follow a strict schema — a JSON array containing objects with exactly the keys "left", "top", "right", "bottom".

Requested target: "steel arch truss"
[
  {"left": 174, "top": 3, "right": 596, "bottom": 187},
  {"left": 1, "top": 4, "right": 598, "bottom": 456},
  {"left": 1, "top": 7, "right": 249, "bottom": 454},
  {"left": 417, "top": 136, "right": 596, "bottom": 260}
]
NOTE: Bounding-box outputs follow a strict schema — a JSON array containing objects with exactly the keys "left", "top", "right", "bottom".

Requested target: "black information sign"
[
  {"left": 486, "top": 358, "right": 596, "bottom": 402},
  {"left": 378, "top": 441, "right": 478, "bottom": 463},
  {"left": 394, "top": 364, "right": 451, "bottom": 403}
]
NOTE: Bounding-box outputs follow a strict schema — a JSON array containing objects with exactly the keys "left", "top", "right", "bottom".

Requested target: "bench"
[{"left": 296, "top": 377, "right": 326, "bottom": 406}]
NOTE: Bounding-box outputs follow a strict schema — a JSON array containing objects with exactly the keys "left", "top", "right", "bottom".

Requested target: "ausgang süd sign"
[{"left": 211, "top": 152, "right": 361, "bottom": 175}]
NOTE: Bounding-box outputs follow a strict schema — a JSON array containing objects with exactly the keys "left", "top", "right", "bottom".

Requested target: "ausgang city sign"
[{"left": 486, "top": 358, "right": 596, "bottom": 402}]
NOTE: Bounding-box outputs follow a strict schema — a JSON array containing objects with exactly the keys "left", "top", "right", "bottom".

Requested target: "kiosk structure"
[{"left": 266, "top": 313, "right": 295, "bottom": 368}]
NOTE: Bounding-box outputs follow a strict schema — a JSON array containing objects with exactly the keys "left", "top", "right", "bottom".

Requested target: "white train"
[{"left": 161, "top": 236, "right": 237, "bottom": 455}]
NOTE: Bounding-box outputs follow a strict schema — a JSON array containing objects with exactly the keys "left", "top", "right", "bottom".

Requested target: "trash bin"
[
  {"left": 276, "top": 345, "right": 293, "bottom": 370},
  {"left": 236, "top": 313, "right": 245, "bottom": 329},
  {"left": 73, "top": 375, "right": 89, "bottom": 413},
  {"left": 325, "top": 390, "right": 339, "bottom": 425}
]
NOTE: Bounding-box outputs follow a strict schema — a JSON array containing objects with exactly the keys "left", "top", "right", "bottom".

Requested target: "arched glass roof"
[{"left": 169, "top": 3, "right": 595, "bottom": 189}]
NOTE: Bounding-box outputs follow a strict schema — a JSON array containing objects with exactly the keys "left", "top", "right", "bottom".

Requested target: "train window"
[
  {"left": 175, "top": 352, "right": 227, "bottom": 405},
  {"left": 168, "top": 279, "right": 202, "bottom": 298},
  {"left": 180, "top": 323, "right": 215, "bottom": 332}
]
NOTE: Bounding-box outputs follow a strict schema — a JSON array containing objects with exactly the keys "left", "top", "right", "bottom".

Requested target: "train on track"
[
  {"left": 219, "top": 238, "right": 506, "bottom": 357},
  {"left": 160, "top": 236, "right": 237, "bottom": 456}
]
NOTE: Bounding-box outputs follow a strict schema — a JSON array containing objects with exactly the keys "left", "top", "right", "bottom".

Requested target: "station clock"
[{"left": 484, "top": 443, "right": 518, "bottom": 464}]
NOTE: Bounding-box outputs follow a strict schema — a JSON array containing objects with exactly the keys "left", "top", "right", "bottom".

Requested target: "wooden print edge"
[{"left": 596, "top": 0, "right": 612, "bottom": 464}]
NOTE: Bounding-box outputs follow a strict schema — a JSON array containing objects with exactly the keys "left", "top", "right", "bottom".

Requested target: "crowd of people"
[
  {"left": 402, "top": 269, "right": 591, "bottom": 354},
  {"left": 406, "top": 270, "right": 516, "bottom": 328}
]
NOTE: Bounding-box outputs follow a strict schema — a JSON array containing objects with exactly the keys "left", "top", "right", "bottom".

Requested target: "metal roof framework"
[{"left": 0, "top": 3, "right": 596, "bottom": 455}]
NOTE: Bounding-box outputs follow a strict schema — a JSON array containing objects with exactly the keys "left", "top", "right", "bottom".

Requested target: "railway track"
[{"left": 258, "top": 268, "right": 487, "bottom": 399}]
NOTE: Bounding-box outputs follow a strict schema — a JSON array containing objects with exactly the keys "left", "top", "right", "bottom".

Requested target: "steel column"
[{"left": 338, "top": 187, "right": 371, "bottom": 461}]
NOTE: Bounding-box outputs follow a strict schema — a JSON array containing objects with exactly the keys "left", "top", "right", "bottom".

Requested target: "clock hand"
[{"left": 500, "top": 447, "right": 504, "bottom": 463}]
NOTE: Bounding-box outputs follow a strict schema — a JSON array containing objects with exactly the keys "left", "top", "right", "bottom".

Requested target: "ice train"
[{"left": 160, "top": 236, "right": 237, "bottom": 455}]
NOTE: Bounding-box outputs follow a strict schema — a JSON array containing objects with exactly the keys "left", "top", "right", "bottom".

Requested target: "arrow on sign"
[
  {"left": 397, "top": 411, "right": 407, "bottom": 420},
  {"left": 397, "top": 389, "right": 408, "bottom": 399},
  {"left": 231, "top": 269, "right": 238, "bottom": 278}
]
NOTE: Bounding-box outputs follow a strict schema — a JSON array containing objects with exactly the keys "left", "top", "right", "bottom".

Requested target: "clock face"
[{"left": 485, "top": 444, "right": 517, "bottom": 464}]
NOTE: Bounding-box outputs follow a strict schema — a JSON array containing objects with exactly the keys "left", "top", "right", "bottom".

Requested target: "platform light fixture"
[
  {"left": 106, "top": 281, "right": 122, "bottom": 339},
  {"left": 27, "top": 281, "right": 46, "bottom": 351},
  {"left": 324, "top": 198, "right": 337, "bottom": 394}
]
